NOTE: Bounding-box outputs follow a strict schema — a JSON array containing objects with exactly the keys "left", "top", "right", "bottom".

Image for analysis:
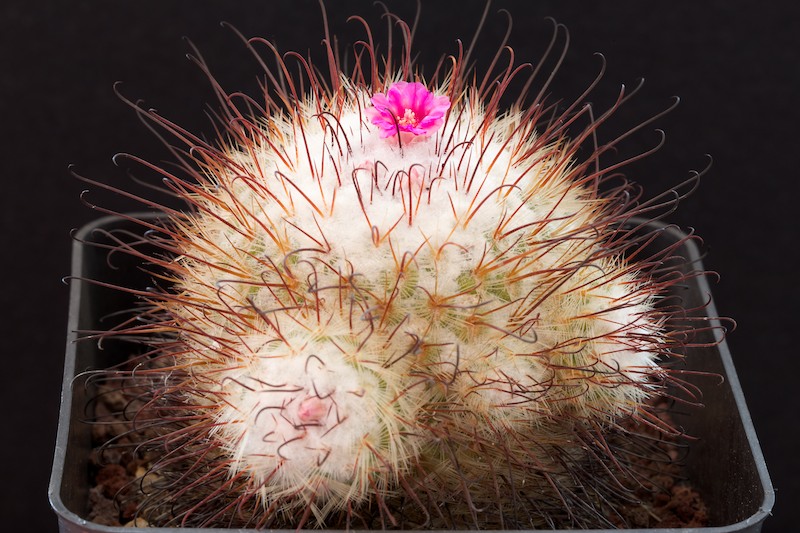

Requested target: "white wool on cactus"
[{"left": 164, "top": 82, "right": 665, "bottom": 518}]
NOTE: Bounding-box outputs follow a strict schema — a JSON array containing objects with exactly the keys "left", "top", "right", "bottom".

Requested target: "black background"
[{"left": 2, "top": 1, "right": 797, "bottom": 531}]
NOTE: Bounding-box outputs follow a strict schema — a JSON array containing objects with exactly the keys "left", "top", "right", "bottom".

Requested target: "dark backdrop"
[{"left": 2, "top": 1, "right": 797, "bottom": 531}]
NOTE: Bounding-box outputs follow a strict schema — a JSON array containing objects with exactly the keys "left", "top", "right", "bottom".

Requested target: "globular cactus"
[{"left": 81, "top": 4, "right": 711, "bottom": 529}]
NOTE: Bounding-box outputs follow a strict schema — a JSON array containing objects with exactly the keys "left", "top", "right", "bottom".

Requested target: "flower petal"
[{"left": 367, "top": 81, "right": 451, "bottom": 138}]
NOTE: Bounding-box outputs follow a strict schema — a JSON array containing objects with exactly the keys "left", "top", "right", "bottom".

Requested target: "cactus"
[{"left": 80, "top": 5, "right": 713, "bottom": 530}]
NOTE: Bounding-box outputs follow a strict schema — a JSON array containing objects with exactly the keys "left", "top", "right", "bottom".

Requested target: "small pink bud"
[{"left": 297, "top": 397, "right": 328, "bottom": 423}]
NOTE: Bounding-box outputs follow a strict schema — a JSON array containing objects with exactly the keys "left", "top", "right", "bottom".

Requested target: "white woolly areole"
[
  {"left": 219, "top": 342, "right": 382, "bottom": 489},
  {"left": 205, "top": 314, "right": 428, "bottom": 509}
]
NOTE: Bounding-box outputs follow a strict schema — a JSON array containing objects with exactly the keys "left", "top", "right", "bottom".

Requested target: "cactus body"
[{"left": 83, "top": 8, "right": 710, "bottom": 529}]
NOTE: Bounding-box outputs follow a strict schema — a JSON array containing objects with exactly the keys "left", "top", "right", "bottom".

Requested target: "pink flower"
[{"left": 366, "top": 81, "right": 451, "bottom": 138}]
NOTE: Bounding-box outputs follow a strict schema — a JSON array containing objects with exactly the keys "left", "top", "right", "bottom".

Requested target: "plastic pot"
[{"left": 49, "top": 214, "right": 774, "bottom": 532}]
